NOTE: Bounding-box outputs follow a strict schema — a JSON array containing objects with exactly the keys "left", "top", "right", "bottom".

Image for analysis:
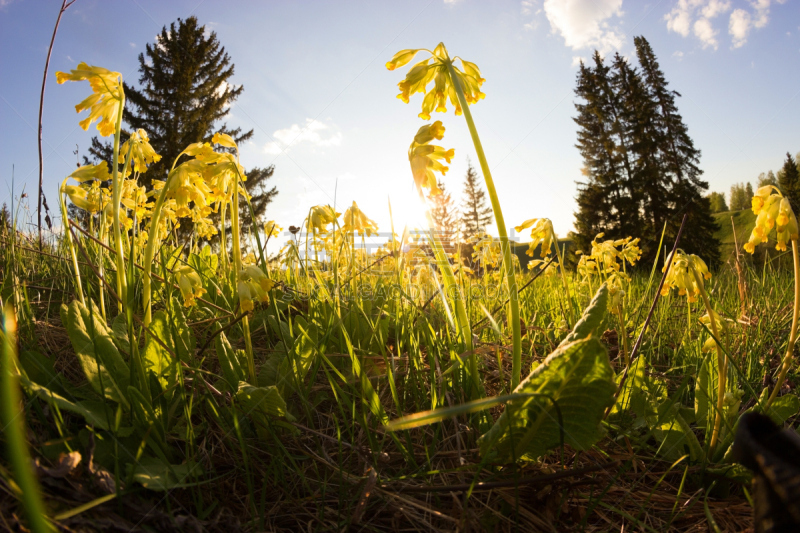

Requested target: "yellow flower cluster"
[
  {"left": 387, "top": 43, "right": 485, "bottom": 119},
  {"left": 343, "top": 201, "right": 378, "bottom": 237},
  {"left": 660, "top": 250, "right": 711, "bottom": 303},
  {"left": 175, "top": 266, "right": 206, "bottom": 308},
  {"left": 307, "top": 205, "right": 340, "bottom": 234},
  {"left": 515, "top": 218, "right": 556, "bottom": 259},
  {"left": 409, "top": 121, "right": 453, "bottom": 196},
  {"left": 56, "top": 63, "right": 124, "bottom": 137},
  {"left": 471, "top": 233, "right": 501, "bottom": 269},
  {"left": 576, "top": 234, "right": 641, "bottom": 277},
  {"left": 744, "top": 186, "right": 798, "bottom": 253},
  {"left": 120, "top": 129, "right": 162, "bottom": 174},
  {"left": 237, "top": 265, "right": 274, "bottom": 312}
]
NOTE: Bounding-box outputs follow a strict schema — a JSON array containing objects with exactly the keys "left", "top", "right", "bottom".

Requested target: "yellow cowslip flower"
[
  {"left": 471, "top": 232, "right": 502, "bottom": 269},
  {"left": 515, "top": 218, "right": 555, "bottom": 258},
  {"left": 69, "top": 162, "right": 111, "bottom": 183},
  {"left": 175, "top": 265, "right": 206, "bottom": 308},
  {"left": 661, "top": 250, "right": 711, "bottom": 303},
  {"left": 62, "top": 184, "right": 100, "bottom": 213},
  {"left": 120, "top": 129, "right": 161, "bottom": 174},
  {"left": 699, "top": 310, "right": 730, "bottom": 353},
  {"left": 343, "top": 201, "right": 378, "bottom": 236},
  {"left": 56, "top": 63, "right": 123, "bottom": 136},
  {"left": 163, "top": 159, "right": 213, "bottom": 218},
  {"left": 212, "top": 132, "right": 237, "bottom": 149},
  {"left": 744, "top": 186, "right": 798, "bottom": 253},
  {"left": 264, "top": 221, "right": 282, "bottom": 239},
  {"left": 409, "top": 121, "right": 453, "bottom": 196},
  {"left": 387, "top": 43, "right": 485, "bottom": 119},
  {"left": 237, "top": 265, "right": 274, "bottom": 312},
  {"left": 307, "top": 205, "right": 339, "bottom": 234}
]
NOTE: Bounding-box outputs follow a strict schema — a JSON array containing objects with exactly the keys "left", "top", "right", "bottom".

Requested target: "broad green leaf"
[
  {"left": 129, "top": 457, "right": 202, "bottom": 491},
  {"left": 557, "top": 283, "right": 609, "bottom": 348},
  {"left": 127, "top": 386, "right": 166, "bottom": 447},
  {"left": 215, "top": 331, "right": 244, "bottom": 393},
  {"left": 19, "top": 350, "right": 69, "bottom": 397},
  {"left": 63, "top": 300, "right": 129, "bottom": 407},
  {"left": 765, "top": 393, "right": 800, "bottom": 426},
  {"left": 478, "top": 338, "right": 616, "bottom": 462},
  {"left": 695, "top": 358, "right": 711, "bottom": 428},
  {"left": 111, "top": 314, "right": 131, "bottom": 355},
  {"left": 22, "top": 378, "right": 111, "bottom": 430},
  {"left": 170, "top": 304, "right": 195, "bottom": 363},
  {"left": 235, "top": 382, "right": 295, "bottom": 435},
  {"left": 143, "top": 311, "right": 179, "bottom": 392}
]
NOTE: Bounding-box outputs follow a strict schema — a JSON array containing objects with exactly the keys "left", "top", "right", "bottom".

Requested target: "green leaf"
[
  {"left": 478, "top": 338, "right": 616, "bottom": 462},
  {"left": 215, "top": 331, "right": 244, "bottom": 393},
  {"left": 765, "top": 393, "right": 800, "bottom": 426},
  {"left": 235, "top": 382, "right": 295, "bottom": 432},
  {"left": 695, "top": 358, "right": 711, "bottom": 428},
  {"left": 63, "top": 300, "right": 129, "bottom": 408},
  {"left": 557, "top": 283, "right": 609, "bottom": 348},
  {"left": 143, "top": 311, "right": 179, "bottom": 393},
  {"left": 111, "top": 314, "right": 131, "bottom": 356},
  {"left": 127, "top": 386, "right": 166, "bottom": 445},
  {"left": 129, "top": 457, "right": 202, "bottom": 491},
  {"left": 22, "top": 378, "right": 111, "bottom": 430}
]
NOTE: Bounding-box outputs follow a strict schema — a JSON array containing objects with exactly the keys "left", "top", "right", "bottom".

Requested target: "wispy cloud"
[
  {"left": 665, "top": 0, "right": 784, "bottom": 50},
  {"left": 264, "top": 119, "right": 342, "bottom": 155},
  {"left": 542, "top": 0, "right": 625, "bottom": 58}
]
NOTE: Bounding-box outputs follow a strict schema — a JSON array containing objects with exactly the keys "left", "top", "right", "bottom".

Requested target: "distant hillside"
[{"left": 714, "top": 209, "right": 755, "bottom": 262}]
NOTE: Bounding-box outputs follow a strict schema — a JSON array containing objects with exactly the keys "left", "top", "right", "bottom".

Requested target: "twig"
[{"left": 38, "top": 0, "right": 76, "bottom": 248}]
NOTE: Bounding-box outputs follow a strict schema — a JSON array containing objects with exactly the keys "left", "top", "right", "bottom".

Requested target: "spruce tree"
[
  {"left": 85, "top": 17, "right": 277, "bottom": 242},
  {"left": 745, "top": 182, "right": 754, "bottom": 203},
  {"left": 779, "top": 151, "right": 800, "bottom": 212},
  {"left": 633, "top": 35, "right": 719, "bottom": 264},
  {"left": 429, "top": 180, "right": 457, "bottom": 247},
  {"left": 460, "top": 162, "right": 493, "bottom": 241}
]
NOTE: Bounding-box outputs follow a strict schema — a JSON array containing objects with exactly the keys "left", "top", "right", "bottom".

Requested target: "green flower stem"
[
  {"left": 418, "top": 190, "right": 482, "bottom": 396},
  {"left": 109, "top": 93, "right": 127, "bottom": 312},
  {"left": 692, "top": 269, "right": 726, "bottom": 456},
  {"left": 142, "top": 153, "right": 189, "bottom": 326},
  {"left": 231, "top": 166, "right": 257, "bottom": 385},
  {"left": 1, "top": 305, "right": 54, "bottom": 533},
  {"left": 447, "top": 62, "right": 522, "bottom": 390},
  {"left": 58, "top": 179, "right": 85, "bottom": 306},
  {"left": 766, "top": 239, "right": 800, "bottom": 409}
]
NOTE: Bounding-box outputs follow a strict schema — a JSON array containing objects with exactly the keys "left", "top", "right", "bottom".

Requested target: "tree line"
[
  {"left": 571, "top": 36, "right": 720, "bottom": 265},
  {"left": 708, "top": 152, "right": 800, "bottom": 214}
]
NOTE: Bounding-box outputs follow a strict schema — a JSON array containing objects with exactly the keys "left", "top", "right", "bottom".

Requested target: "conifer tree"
[
  {"left": 460, "top": 162, "right": 493, "bottom": 241},
  {"left": 708, "top": 192, "right": 728, "bottom": 213},
  {"left": 85, "top": 17, "right": 277, "bottom": 241},
  {"left": 730, "top": 183, "right": 750, "bottom": 211},
  {"left": 429, "top": 180, "right": 457, "bottom": 247},
  {"left": 758, "top": 170, "right": 778, "bottom": 188},
  {"left": 746, "top": 182, "right": 754, "bottom": 203},
  {"left": 634, "top": 35, "right": 719, "bottom": 264},
  {"left": 779, "top": 151, "right": 800, "bottom": 212}
]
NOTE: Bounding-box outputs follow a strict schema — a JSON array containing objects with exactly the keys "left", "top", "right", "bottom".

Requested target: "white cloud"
[
  {"left": 521, "top": 0, "right": 543, "bottom": 31},
  {"left": 667, "top": 0, "right": 785, "bottom": 49},
  {"left": 693, "top": 18, "right": 719, "bottom": 48},
  {"left": 129, "top": 42, "right": 136, "bottom": 48},
  {"left": 542, "top": 0, "right": 624, "bottom": 56},
  {"left": 673, "top": 50, "right": 685, "bottom": 60},
  {"left": 729, "top": 8, "right": 751, "bottom": 48},
  {"left": 665, "top": 0, "right": 731, "bottom": 49},
  {"left": 264, "top": 119, "right": 342, "bottom": 155}
]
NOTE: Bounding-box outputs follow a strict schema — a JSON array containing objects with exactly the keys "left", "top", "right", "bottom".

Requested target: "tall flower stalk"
[
  {"left": 388, "top": 43, "right": 523, "bottom": 388},
  {"left": 742, "top": 186, "right": 800, "bottom": 409}
]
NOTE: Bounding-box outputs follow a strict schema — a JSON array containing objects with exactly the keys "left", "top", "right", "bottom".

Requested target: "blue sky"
[{"left": 1, "top": 0, "right": 799, "bottom": 251}]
